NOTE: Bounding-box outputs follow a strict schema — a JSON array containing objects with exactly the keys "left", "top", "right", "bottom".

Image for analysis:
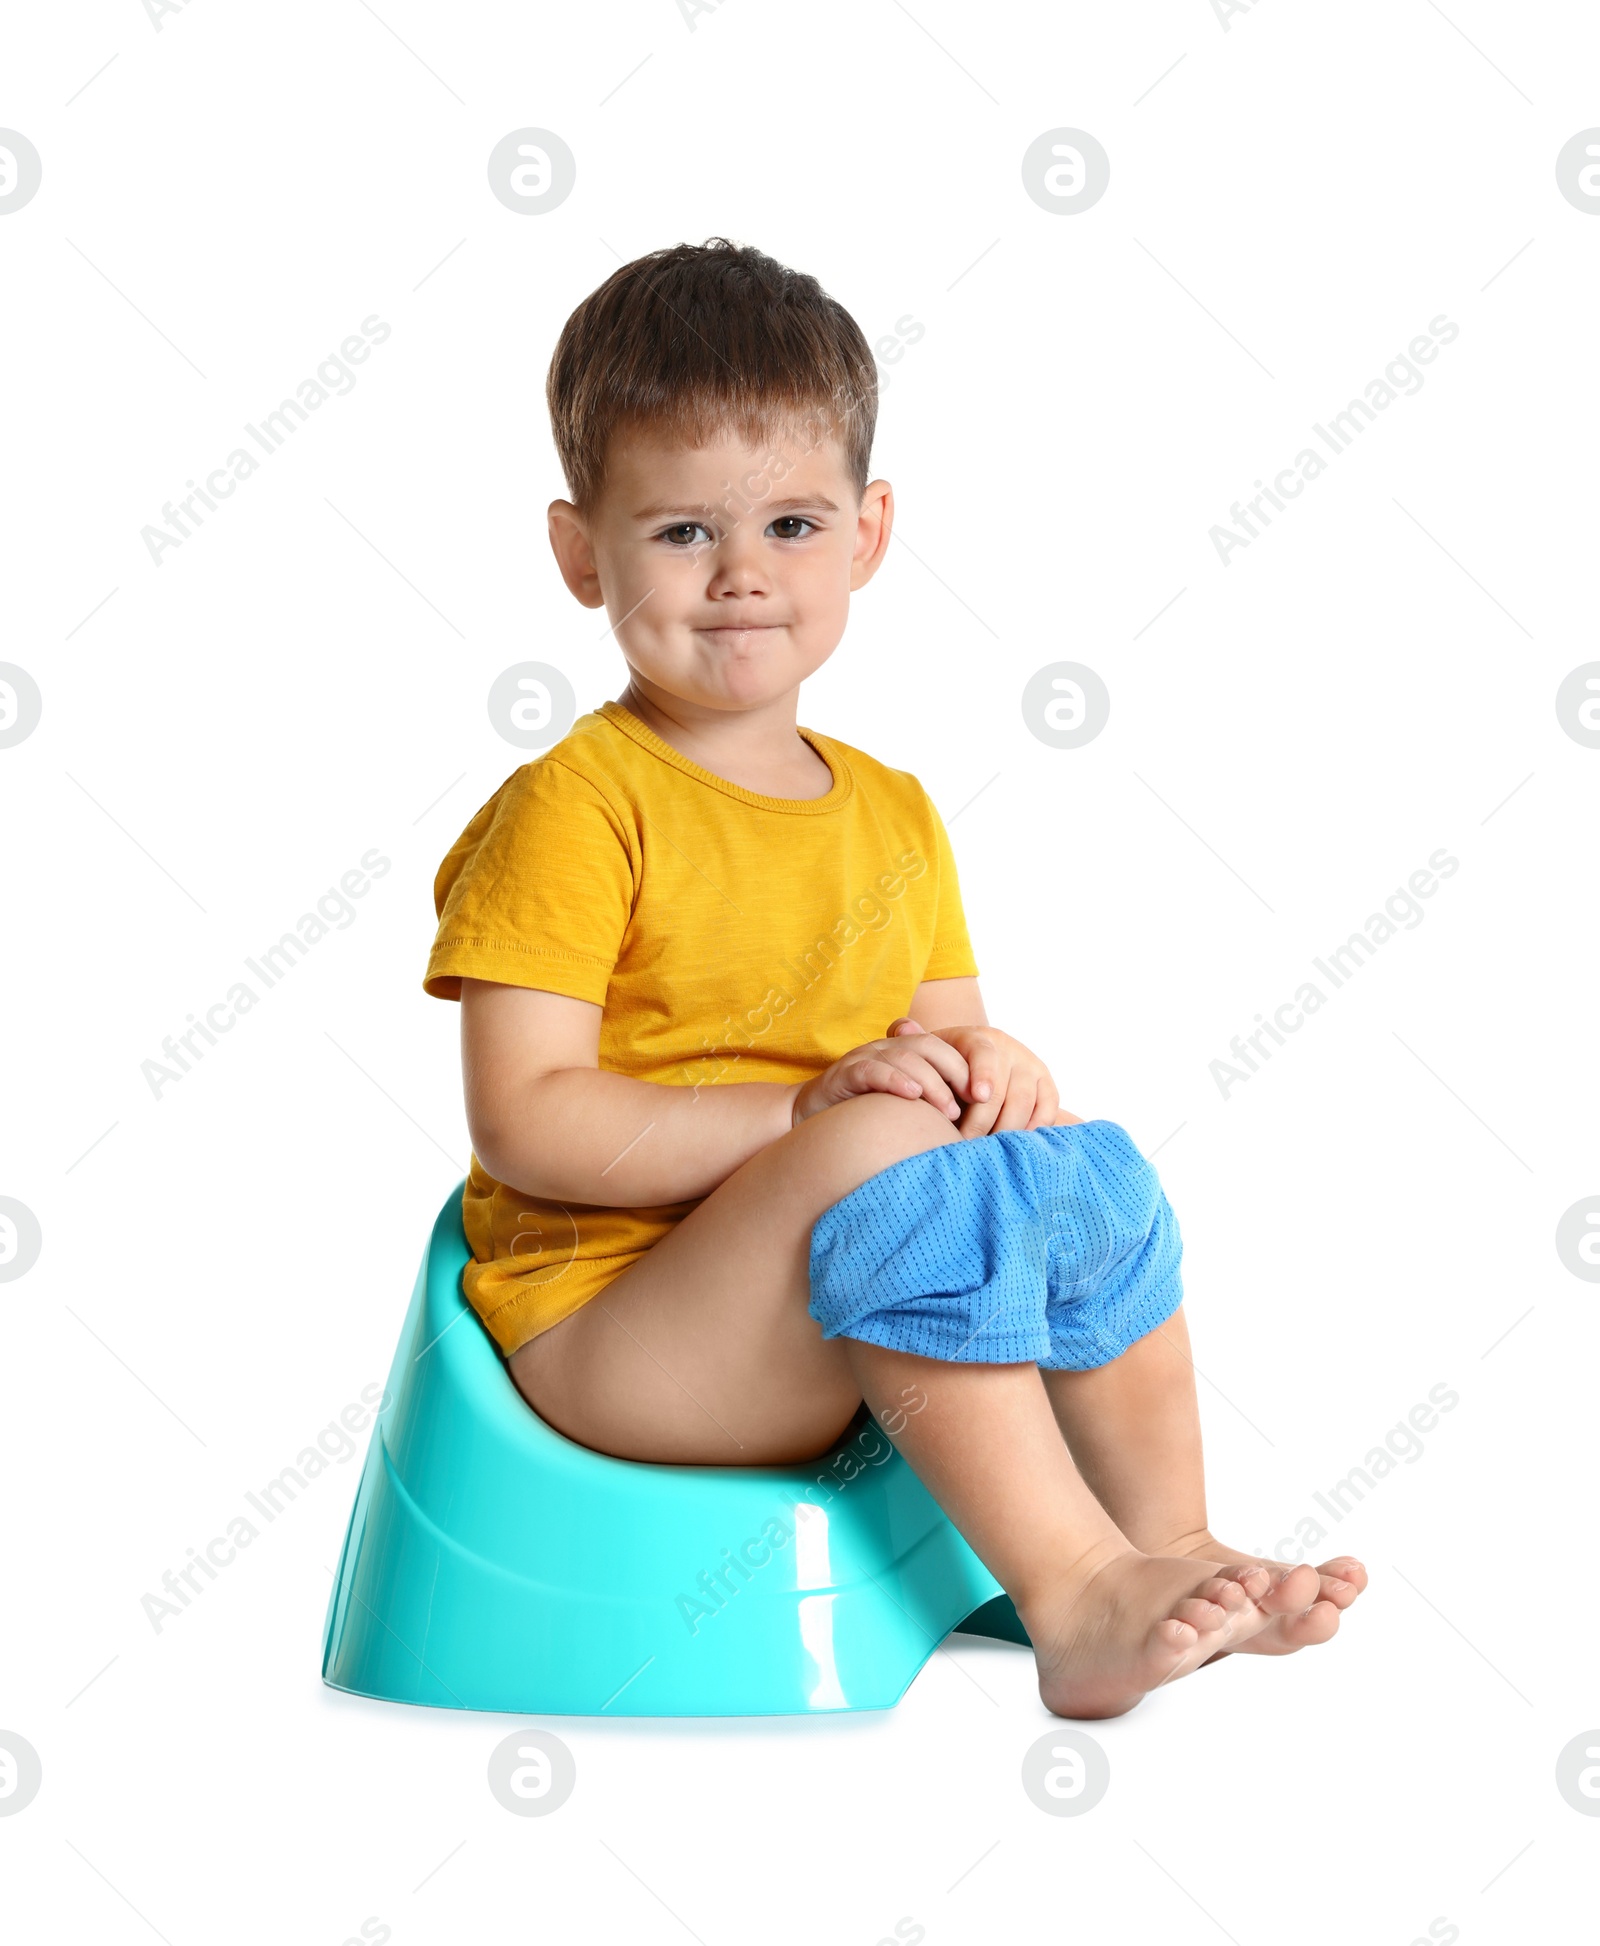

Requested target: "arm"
[
  {"left": 460, "top": 978, "right": 799, "bottom": 1207},
  {"left": 902, "top": 974, "right": 988, "bottom": 1033},
  {"left": 459, "top": 977, "right": 975, "bottom": 1208}
]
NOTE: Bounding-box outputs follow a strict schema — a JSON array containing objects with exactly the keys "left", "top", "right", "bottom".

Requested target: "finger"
[
  {"left": 957, "top": 1074, "right": 1006, "bottom": 1140},
  {"left": 852, "top": 1056, "right": 962, "bottom": 1120},
  {"left": 1028, "top": 1076, "right": 1060, "bottom": 1131},
  {"left": 866, "top": 1049, "right": 959, "bottom": 1118},
  {"left": 959, "top": 1031, "right": 1001, "bottom": 1106},
  {"left": 893, "top": 1051, "right": 965, "bottom": 1118},
  {"left": 891, "top": 1033, "right": 972, "bottom": 1104},
  {"left": 1053, "top": 1105, "right": 1084, "bottom": 1126},
  {"left": 993, "top": 1077, "right": 1040, "bottom": 1132},
  {"left": 886, "top": 1016, "right": 925, "bottom": 1037},
  {"left": 848, "top": 1056, "right": 926, "bottom": 1101}
]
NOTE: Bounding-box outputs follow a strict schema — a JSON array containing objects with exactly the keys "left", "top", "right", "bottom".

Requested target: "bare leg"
[
  {"left": 845, "top": 1343, "right": 1293, "bottom": 1716},
  {"left": 509, "top": 1094, "right": 1287, "bottom": 1717},
  {"left": 1041, "top": 1307, "right": 1367, "bottom": 1656}
]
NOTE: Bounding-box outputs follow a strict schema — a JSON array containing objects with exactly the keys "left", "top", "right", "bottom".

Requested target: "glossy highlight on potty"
[{"left": 321, "top": 1182, "right": 1028, "bottom": 1718}]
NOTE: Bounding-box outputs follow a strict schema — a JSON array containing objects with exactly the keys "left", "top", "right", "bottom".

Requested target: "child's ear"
[
  {"left": 849, "top": 479, "right": 894, "bottom": 591},
  {"left": 547, "top": 499, "right": 606, "bottom": 608}
]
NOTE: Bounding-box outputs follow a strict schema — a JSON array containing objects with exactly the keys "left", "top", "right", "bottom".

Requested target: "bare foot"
[
  {"left": 1161, "top": 1529, "right": 1366, "bottom": 1659},
  {"left": 1018, "top": 1548, "right": 1284, "bottom": 1719}
]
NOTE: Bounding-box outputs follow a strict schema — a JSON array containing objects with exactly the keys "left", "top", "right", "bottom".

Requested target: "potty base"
[{"left": 322, "top": 1185, "right": 1029, "bottom": 1716}]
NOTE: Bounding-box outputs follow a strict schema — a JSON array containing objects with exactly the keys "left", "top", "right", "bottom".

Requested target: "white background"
[{"left": 4, "top": 1, "right": 1598, "bottom": 1940}]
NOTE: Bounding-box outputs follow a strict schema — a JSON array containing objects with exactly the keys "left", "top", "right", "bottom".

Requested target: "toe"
[
  {"left": 1233, "top": 1597, "right": 1344, "bottom": 1657},
  {"left": 1148, "top": 1614, "right": 1207, "bottom": 1688},
  {"left": 1149, "top": 1614, "right": 1204, "bottom": 1677},
  {"left": 1255, "top": 1561, "right": 1321, "bottom": 1616},
  {"left": 1195, "top": 1575, "right": 1278, "bottom": 1648},
  {"left": 1275, "top": 1599, "right": 1342, "bottom": 1651},
  {"left": 1215, "top": 1561, "right": 1272, "bottom": 1600},
  {"left": 1197, "top": 1573, "right": 1257, "bottom": 1616},
  {"left": 1318, "top": 1556, "right": 1368, "bottom": 1599},
  {"left": 1172, "top": 1596, "right": 1230, "bottom": 1637}
]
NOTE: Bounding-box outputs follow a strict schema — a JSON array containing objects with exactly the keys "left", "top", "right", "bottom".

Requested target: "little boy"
[{"left": 423, "top": 239, "right": 1365, "bottom": 1718}]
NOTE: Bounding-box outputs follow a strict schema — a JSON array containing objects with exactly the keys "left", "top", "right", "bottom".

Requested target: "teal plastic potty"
[{"left": 322, "top": 1183, "right": 1029, "bottom": 1716}]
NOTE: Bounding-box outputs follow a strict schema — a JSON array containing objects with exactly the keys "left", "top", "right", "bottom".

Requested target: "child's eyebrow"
[{"left": 632, "top": 495, "right": 842, "bottom": 522}]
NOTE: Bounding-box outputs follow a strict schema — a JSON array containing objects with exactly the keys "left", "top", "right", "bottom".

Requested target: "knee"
[
  {"left": 826, "top": 1088, "right": 961, "bottom": 1149},
  {"left": 797, "top": 1090, "right": 961, "bottom": 1202}
]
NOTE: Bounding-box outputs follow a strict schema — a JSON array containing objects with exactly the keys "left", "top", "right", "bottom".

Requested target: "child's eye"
[
  {"left": 769, "top": 516, "right": 817, "bottom": 540},
  {"left": 658, "top": 521, "right": 713, "bottom": 547}
]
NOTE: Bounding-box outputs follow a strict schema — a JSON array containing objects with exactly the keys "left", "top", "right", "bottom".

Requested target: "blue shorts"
[{"left": 807, "top": 1119, "right": 1183, "bottom": 1370}]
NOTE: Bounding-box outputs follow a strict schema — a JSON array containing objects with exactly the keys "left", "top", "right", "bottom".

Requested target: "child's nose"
[{"left": 705, "top": 532, "right": 772, "bottom": 596}]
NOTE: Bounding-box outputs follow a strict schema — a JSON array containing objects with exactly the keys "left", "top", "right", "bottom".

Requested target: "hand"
[
  {"left": 790, "top": 1030, "right": 972, "bottom": 1128},
  {"left": 886, "top": 1018, "right": 1082, "bottom": 1139}
]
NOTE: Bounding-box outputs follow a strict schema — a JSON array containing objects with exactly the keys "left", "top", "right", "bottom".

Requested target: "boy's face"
[{"left": 547, "top": 418, "right": 892, "bottom": 717}]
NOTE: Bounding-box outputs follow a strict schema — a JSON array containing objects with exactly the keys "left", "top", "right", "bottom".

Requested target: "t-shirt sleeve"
[
  {"left": 423, "top": 759, "right": 636, "bottom": 1004},
  {"left": 920, "top": 794, "right": 980, "bottom": 983}
]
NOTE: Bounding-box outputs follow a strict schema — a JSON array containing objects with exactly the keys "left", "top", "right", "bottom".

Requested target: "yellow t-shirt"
[{"left": 424, "top": 699, "right": 980, "bottom": 1357}]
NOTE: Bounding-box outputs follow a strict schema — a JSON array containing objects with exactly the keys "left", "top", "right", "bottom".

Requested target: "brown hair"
[{"left": 545, "top": 237, "right": 878, "bottom": 518}]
